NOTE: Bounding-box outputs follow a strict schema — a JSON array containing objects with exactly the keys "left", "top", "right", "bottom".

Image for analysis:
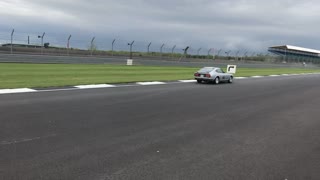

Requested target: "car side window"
[{"left": 216, "top": 69, "right": 222, "bottom": 73}]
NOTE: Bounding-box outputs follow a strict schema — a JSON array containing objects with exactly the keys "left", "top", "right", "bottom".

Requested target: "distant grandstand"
[{"left": 268, "top": 45, "right": 320, "bottom": 63}]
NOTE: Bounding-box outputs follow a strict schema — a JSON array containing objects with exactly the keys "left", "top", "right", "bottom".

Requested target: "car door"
[
  {"left": 216, "top": 68, "right": 225, "bottom": 81},
  {"left": 220, "top": 68, "right": 228, "bottom": 81}
]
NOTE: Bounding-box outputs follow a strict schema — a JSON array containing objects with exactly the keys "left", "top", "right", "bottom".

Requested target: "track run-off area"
[{"left": 1, "top": 75, "right": 320, "bottom": 179}]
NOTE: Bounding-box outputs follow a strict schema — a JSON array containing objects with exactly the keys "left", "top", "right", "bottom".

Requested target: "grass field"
[{"left": 1, "top": 63, "right": 320, "bottom": 89}]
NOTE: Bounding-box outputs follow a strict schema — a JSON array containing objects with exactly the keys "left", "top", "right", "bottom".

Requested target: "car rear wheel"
[
  {"left": 214, "top": 77, "right": 220, "bottom": 84},
  {"left": 228, "top": 76, "right": 233, "bottom": 83},
  {"left": 197, "top": 80, "right": 202, "bottom": 83}
]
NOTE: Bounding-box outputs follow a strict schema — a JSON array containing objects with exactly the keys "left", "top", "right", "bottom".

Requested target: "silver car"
[{"left": 194, "top": 67, "right": 233, "bottom": 84}]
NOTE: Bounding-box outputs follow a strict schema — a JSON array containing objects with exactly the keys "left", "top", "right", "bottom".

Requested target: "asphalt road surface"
[
  {"left": 1, "top": 75, "right": 320, "bottom": 180},
  {"left": 0, "top": 53, "right": 315, "bottom": 68}
]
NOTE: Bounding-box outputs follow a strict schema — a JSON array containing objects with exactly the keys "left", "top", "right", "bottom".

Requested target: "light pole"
[
  {"left": 147, "top": 42, "right": 152, "bottom": 54},
  {"left": 90, "top": 37, "right": 95, "bottom": 56},
  {"left": 207, "top": 48, "right": 212, "bottom": 59},
  {"left": 67, "top": 35, "right": 71, "bottom": 55},
  {"left": 284, "top": 48, "right": 287, "bottom": 62},
  {"left": 235, "top": 50, "right": 240, "bottom": 60},
  {"left": 40, "top": 32, "right": 45, "bottom": 55},
  {"left": 111, "top": 39, "right": 116, "bottom": 56},
  {"left": 171, "top": 45, "right": 176, "bottom": 58},
  {"left": 251, "top": 52, "right": 256, "bottom": 60},
  {"left": 128, "top": 41, "right": 135, "bottom": 59},
  {"left": 243, "top": 51, "right": 248, "bottom": 61},
  {"left": 179, "top": 46, "right": 190, "bottom": 62},
  {"left": 225, "top": 50, "right": 231, "bottom": 60},
  {"left": 160, "top": 44, "right": 165, "bottom": 58},
  {"left": 197, "top": 48, "right": 202, "bottom": 59},
  {"left": 251, "top": 52, "right": 256, "bottom": 61},
  {"left": 217, "top": 49, "right": 222, "bottom": 58},
  {"left": 11, "top": 29, "right": 14, "bottom": 54},
  {"left": 265, "top": 52, "right": 270, "bottom": 62}
]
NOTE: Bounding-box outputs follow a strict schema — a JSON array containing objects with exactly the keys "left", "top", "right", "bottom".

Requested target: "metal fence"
[{"left": 0, "top": 29, "right": 283, "bottom": 63}]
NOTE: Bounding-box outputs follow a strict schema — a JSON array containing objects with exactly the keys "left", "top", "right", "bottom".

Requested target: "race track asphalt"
[
  {"left": 0, "top": 53, "right": 315, "bottom": 68},
  {"left": 1, "top": 75, "right": 320, "bottom": 180}
]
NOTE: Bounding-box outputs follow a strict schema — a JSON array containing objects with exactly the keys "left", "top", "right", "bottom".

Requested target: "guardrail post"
[
  {"left": 67, "top": 35, "right": 72, "bottom": 56},
  {"left": 207, "top": 48, "right": 212, "bottom": 59},
  {"left": 171, "top": 45, "right": 176, "bottom": 58},
  {"left": 197, "top": 48, "right": 202, "bottom": 59},
  {"left": 90, "top": 37, "right": 95, "bottom": 56},
  {"left": 128, "top": 41, "right": 135, "bottom": 59},
  {"left": 160, "top": 44, "right": 165, "bottom": 58},
  {"left": 11, "top": 29, "right": 14, "bottom": 54},
  {"left": 112, "top": 39, "right": 116, "bottom": 56},
  {"left": 147, "top": 42, "right": 152, "bottom": 54},
  {"left": 41, "top": 32, "right": 45, "bottom": 55}
]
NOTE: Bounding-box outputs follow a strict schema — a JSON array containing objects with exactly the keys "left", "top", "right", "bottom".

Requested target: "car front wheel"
[
  {"left": 197, "top": 80, "right": 202, "bottom": 83},
  {"left": 228, "top": 76, "right": 233, "bottom": 83}
]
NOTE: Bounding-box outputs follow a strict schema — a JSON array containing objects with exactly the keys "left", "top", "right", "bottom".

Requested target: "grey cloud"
[{"left": 1, "top": 0, "right": 320, "bottom": 53}]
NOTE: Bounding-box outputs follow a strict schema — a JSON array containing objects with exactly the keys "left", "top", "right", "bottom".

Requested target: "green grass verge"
[{"left": 1, "top": 63, "right": 320, "bottom": 89}]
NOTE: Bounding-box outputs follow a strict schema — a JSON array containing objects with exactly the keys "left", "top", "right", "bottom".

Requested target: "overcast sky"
[{"left": 0, "top": 0, "right": 320, "bottom": 54}]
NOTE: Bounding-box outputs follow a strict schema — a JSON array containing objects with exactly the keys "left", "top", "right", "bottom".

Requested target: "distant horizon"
[
  {"left": 1, "top": 0, "right": 320, "bottom": 54},
  {"left": 4, "top": 37, "right": 320, "bottom": 57},
  {"left": 1, "top": 31, "right": 273, "bottom": 55}
]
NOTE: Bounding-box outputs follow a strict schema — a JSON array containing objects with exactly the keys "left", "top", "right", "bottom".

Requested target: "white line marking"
[
  {"left": 1, "top": 73, "right": 320, "bottom": 95},
  {"left": 0, "top": 88, "right": 37, "bottom": 94},
  {"left": 235, "top": 77, "right": 248, "bottom": 79},
  {"left": 35, "top": 88, "right": 78, "bottom": 92},
  {"left": 75, "top": 84, "right": 115, "bottom": 89},
  {"left": 1, "top": 134, "right": 57, "bottom": 146},
  {"left": 136, "top": 81, "right": 166, "bottom": 85},
  {"left": 179, "top": 80, "right": 197, "bottom": 83}
]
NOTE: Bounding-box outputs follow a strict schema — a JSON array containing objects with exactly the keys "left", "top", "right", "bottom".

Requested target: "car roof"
[
  {"left": 198, "top": 67, "right": 220, "bottom": 73},
  {"left": 201, "top": 67, "right": 219, "bottom": 69},
  {"left": 203, "top": 67, "right": 219, "bottom": 69}
]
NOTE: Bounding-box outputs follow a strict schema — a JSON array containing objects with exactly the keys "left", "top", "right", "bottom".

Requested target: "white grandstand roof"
[{"left": 270, "top": 45, "right": 320, "bottom": 54}]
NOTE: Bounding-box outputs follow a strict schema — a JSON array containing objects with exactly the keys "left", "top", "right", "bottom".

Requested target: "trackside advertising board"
[{"left": 227, "top": 65, "right": 237, "bottom": 74}]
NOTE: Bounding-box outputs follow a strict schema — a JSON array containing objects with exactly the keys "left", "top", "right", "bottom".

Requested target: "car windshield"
[{"left": 198, "top": 67, "right": 215, "bottom": 73}]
